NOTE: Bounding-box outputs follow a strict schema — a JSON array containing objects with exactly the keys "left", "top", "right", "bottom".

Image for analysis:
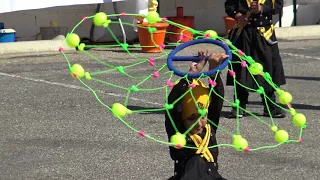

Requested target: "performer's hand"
[
  {"left": 208, "top": 53, "right": 229, "bottom": 70},
  {"left": 250, "top": 1, "right": 262, "bottom": 14},
  {"left": 188, "top": 50, "right": 208, "bottom": 73},
  {"left": 235, "top": 13, "right": 248, "bottom": 27}
]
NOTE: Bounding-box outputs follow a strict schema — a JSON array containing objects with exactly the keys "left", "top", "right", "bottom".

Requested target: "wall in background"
[
  {"left": 0, "top": 0, "right": 319, "bottom": 41},
  {"left": 0, "top": 0, "right": 148, "bottom": 41},
  {"left": 159, "top": 0, "right": 320, "bottom": 34}
]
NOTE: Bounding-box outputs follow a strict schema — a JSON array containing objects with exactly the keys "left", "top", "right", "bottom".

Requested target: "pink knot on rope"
[
  {"left": 59, "top": 47, "right": 64, "bottom": 52},
  {"left": 82, "top": 17, "right": 87, "bottom": 21},
  {"left": 176, "top": 144, "right": 183, "bottom": 149},
  {"left": 162, "top": 17, "right": 168, "bottom": 21},
  {"left": 149, "top": 57, "right": 155, "bottom": 66},
  {"left": 244, "top": 147, "right": 251, "bottom": 152},
  {"left": 159, "top": 44, "right": 165, "bottom": 49},
  {"left": 229, "top": 70, "right": 236, "bottom": 77},
  {"left": 120, "top": 12, "right": 126, "bottom": 16},
  {"left": 298, "top": 138, "right": 303, "bottom": 143},
  {"left": 153, "top": 71, "right": 159, "bottom": 78},
  {"left": 208, "top": 79, "right": 217, "bottom": 86},
  {"left": 138, "top": 131, "right": 145, "bottom": 137},
  {"left": 238, "top": 49, "right": 245, "bottom": 56},
  {"left": 241, "top": 61, "right": 247, "bottom": 68},
  {"left": 166, "top": 81, "right": 174, "bottom": 88},
  {"left": 188, "top": 84, "right": 196, "bottom": 88},
  {"left": 179, "top": 36, "right": 184, "bottom": 40},
  {"left": 204, "top": 34, "right": 210, "bottom": 38}
]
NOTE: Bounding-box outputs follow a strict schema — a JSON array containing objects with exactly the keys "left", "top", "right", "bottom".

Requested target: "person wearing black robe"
[
  {"left": 224, "top": 0, "right": 286, "bottom": 118},
  {"left": 165, "top": 52, "right": 227, "bottom": 180}
]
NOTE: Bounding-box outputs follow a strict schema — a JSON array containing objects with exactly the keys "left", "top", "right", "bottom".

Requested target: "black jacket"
[{"left": 225, "top": 0, "right": 283, "bottom": 27}]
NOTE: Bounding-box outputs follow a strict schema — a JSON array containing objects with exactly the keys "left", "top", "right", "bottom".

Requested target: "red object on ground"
[
  {"left": 137, "top": 22, "right": 169, "bottom": 53},
  {"left": 223, "top": 16, "right": 237, "bottom": 35},
  {"left": 167, "top": 7, "right": 194, "bottom": 43}
]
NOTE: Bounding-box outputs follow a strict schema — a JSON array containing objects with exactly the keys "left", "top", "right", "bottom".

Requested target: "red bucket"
[
  {"left": 223, "top": 16, "right": 237, "bottom": 35},
  {"left": 167, "top": 7, "right": 194, "bottom": 43}
]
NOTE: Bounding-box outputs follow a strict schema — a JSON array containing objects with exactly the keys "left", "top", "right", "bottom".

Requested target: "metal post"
[
  {"left": 279, "top": 10, "right": 282, "bottom": 27},
  {"left": 113, "top": 2, "right": 126, "bottom": 44},
  {"left": 293, "top": 0, "right": 297, "bottom": 26}
]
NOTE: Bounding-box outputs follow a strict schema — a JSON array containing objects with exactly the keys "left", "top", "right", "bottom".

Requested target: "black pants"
[
  {"left": 171, "top": 155, "right": 226, "bottom": 180},
  {"left": 234, "top": 83, "right": 276, "bottom": 108}
]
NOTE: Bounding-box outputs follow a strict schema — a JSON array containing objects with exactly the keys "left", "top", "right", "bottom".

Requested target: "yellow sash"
[
  {"left": 188, "top": 124, "right": 214, "bottom": 162},
  {"left": 246, "top": 0, "right": 266, "bottom": 7},
  {"left": 257, "top": 24, "right": 274, "bottom": 40},
  {"left": 246, "top": 0, "right": 275, "bottom": 9}
]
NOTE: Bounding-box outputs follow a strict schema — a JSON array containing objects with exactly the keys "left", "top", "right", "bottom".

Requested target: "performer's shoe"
[
  {"left": 263, "top": 106, "right": 286, "bottom": 118},
  {"left": 228, "top": 106, "right": 247, "bottom": 118}
]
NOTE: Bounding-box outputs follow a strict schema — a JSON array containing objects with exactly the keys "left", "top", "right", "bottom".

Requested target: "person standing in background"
[{"left": 224, "top": 0, "right": 287, "bottom": 118}]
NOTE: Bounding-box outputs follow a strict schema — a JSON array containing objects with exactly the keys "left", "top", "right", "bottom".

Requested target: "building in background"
[
  {"left": 0, "top": 0, "right": 319, "bottom": 42},
  {"left": 0, "top": 0, "right": 148, "bottom": 42},
  {"left": 159, "top": 0, "right": 320, "bottom": 34}
]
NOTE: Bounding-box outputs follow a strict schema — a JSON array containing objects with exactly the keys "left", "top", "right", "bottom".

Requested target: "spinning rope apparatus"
[{"left": 59, "top": 10, "right": 306, "bottom": 153}]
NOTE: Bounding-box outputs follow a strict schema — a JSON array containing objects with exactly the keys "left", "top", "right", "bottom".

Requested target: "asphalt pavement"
[{"left": 0, "top": 39, "right": 320, "bottom": 180}]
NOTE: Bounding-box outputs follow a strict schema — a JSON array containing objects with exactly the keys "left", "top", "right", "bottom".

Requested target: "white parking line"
[
  {"left": 0, "top": 72, "right": 163, "bottom": 106},
  {"left": 281, "top": 52, "right": 320, "bottom": 60}
]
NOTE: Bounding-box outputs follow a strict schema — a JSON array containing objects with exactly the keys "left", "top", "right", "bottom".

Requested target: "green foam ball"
[
  {"left": 276, "top": 88, "right": 284, "bottom": 95},
  {"left": 289, "top": 108, "right": 296, "bottom": 116},
  {"left": 249, "top": 62, "right": 263, "bottom": 75},
  {"left": 130, "top": 85, "right": 139, "bottom": 92},
  {"left": 198, "top": 109, "right": 207, "bottom": 116},
  {"left": 170, "top": 133, "right": 186, "bottom": 148},
  {"left": 165, "top": 103, "right": 174, "bottom": 110},
  {"left": 93, "top": 12, "right": 108, "bottom": 26},
  {"left": 146, "top": 11, "right": 161, "bottom": 24},
  {"left": 233, "top": 135, "right": 248, "bottom": 151},
  {"left": 256, "top": 86, "right": 264, "bottom": 94},
  {"left": 84, "top": 72, "right": 91, "bottom": 80},
  {"left": 246, "top": 56, "right": 255, "bottom": 64},
  {"left": 293, "top": 113, "right": 306, "bottom": 127},
  {"left": 278, "top": 91, "right": 292, "bottom": 105},
  {"left": 111, "top": 103, "right": 131, "bottom": 118},
  {"left": 70, "top": 64, "right": 85, "bottom": 78},
  {"left": 204, "top": 30, "right": 218, "bottom": 39},
  {"left": 78, "top": 43, "right": 86, "bottom": 51},
  {"left": 66, "top": 33, "right": 80, "bottom": 48},
  {"left": 275, "top": 130, "right": 289, "bottom": 143},
  {"left": 103, "top": 20, "right": 112, "bottom": 28},
  {"left": 271, "top": 126, "right": 278, "bottom": 132}
]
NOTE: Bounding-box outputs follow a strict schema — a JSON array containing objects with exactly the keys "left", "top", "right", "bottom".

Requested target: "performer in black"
[{"left": 225, "top": 0, "right": 286, "bottom": 118}]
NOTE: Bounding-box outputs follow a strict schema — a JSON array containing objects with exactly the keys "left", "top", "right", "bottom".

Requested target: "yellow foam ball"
[
  {"left": 146, "top": 11, "right": 161, "bottom": 24},
  {"left": 170, "top": 133, "right": 186, "bottom": 148},
  {"left": 93, "top": 12, "right": 108, "bottom": 26},
  {"left": 66, "top": 33, "right": 80, "bottom": 48},
  {"left": 249, "top": 62, "right": 263, "bottom": 75},
  {"left": 233, "top": 135, "right": 249, "bottom": 151},
  {"left": 275, "top": 130, "right": 289, "bottom": 143},
  {"left": 70, "top": 64, "right": 85, "bottom": 79},
  {"left": 292, "top": 113, "right": 306, "bottom": 127},
  {"left": 278, "top": 91, "right": 292, "bottom": 105},
  {"left": 204, "top": 30, "right": 218, "bottom": 39},
  {"left": 111, "top": 103, "right": 131, "bottom": 118}
]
